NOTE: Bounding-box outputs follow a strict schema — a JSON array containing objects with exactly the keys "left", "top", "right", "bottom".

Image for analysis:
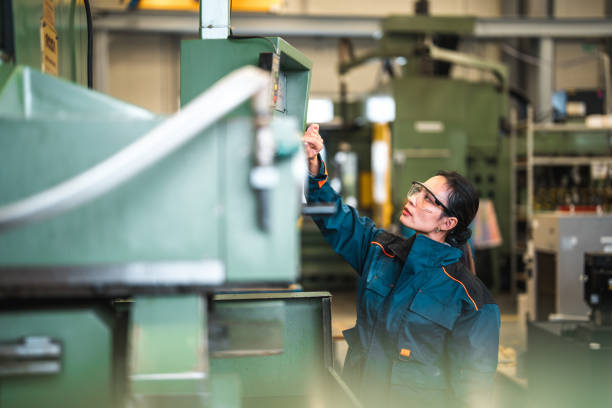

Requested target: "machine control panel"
[{"left": 258, "top": 52, "right": 287, "bottom": 114}]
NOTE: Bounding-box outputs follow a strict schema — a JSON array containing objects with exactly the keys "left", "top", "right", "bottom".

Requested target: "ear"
[{"left": 439, "top": 216, "right": 458, "bottom": 232}]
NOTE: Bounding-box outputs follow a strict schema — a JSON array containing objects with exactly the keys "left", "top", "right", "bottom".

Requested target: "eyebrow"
[{"left": 417, "top": 181, "right": 456, "bottom": 217}]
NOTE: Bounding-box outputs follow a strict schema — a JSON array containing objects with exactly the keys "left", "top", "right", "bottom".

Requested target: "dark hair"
[{"left": 436, "top": 171, "right": 479, "bottom": 248}]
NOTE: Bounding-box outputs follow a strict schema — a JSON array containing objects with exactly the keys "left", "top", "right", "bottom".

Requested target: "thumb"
[{"left": 306, "top": 123, "right": 319, "bottom": 133}]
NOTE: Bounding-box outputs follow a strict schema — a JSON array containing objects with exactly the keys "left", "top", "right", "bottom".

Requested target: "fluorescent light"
[
  {"left": 366, "top": 95, "right": 395, "bottom": 123},
  {"left": 307, "top": 98, "right": 334, "bottom": 123}
]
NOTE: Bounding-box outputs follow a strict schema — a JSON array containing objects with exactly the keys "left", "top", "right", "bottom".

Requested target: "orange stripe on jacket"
[
  {"left": 442, "top": 266, "right": 479, "bottom": 311},
  {"left": 370, "top": 241, "right": 395, "bottom": 258},
  {"left": 317, "top": 163, "right": 328, "bottom": 188}
]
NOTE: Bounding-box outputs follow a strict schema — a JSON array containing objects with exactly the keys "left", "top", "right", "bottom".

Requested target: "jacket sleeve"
[
  {"left": 306, "top": 156, "right": 380, "bottom": 275},
  {"left": 447, "top": 303, "right": 500, "bottom": 408}
]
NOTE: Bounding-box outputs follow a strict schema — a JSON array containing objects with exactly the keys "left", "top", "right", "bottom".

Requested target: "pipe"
[
  {"left": 84, "top": 0, "right": 93, "bottom": 88},
  {"left": 200, "top": 0, "right": 230, "bottom": 39},
  {"left": 601, "top": 51, "right": 611, "bottom": 114},
  {"left": 0, "top": 66, "right": 270, "bottom": 232}
]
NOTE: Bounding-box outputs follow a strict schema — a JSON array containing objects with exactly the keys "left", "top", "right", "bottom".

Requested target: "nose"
[{"left": 407, "top": 195, "right": 417, "bottom": 208}]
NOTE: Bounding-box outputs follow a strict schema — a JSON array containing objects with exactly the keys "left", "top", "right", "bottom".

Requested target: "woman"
[{"left": 303, "top": 124, "right": 500, "bottom": 408}]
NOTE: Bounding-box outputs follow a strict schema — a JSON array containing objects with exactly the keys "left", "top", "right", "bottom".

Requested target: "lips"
[{"left": 402, "top": 207, "right": 411, "bottom": 217}]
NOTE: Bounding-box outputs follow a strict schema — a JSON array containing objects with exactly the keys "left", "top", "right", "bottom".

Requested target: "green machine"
[
  {"left": 340, "top": 15, "right": 511, "bottom": 289},
  {"left": 0, "top": 0, "right": 88, "bottom": 85},
  {"left": 0, "top": 1, "right": 358, "bottom": 407}
]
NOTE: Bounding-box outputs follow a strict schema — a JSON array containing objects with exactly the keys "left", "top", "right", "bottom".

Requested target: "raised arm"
[{"left": 303, "top": 124, "right": 381, "bottom": 275}]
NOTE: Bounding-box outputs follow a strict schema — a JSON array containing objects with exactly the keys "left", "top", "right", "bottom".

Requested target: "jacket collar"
[
  {"left": 387, "top": 234, "right": 415, "bottom": 263},
  {"left": 388, "top": 233, "right": 461, "bottom": 267}
]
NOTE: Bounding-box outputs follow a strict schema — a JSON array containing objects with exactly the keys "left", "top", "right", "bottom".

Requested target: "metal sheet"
[{"left": 0, "top": 261, "right": 225, "bottom": 298}]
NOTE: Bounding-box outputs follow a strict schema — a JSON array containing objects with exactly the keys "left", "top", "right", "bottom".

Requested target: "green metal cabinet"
[
  {"left": 181, "top": 37, "right": 311, "bottom": 130},
  {"left": 210, "top": 292, "right": 358, "bottom": 408},
  {"left": 0, "top": 64, "right": 302, "bottom": 284},
  {"left": 0, "top": 307, "right": 115, "bottom": 408}
]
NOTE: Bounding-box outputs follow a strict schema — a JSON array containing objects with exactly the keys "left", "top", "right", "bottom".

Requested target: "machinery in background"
[
  {"left": 529, "top": 214, "right": 612, "bottom": 321},
  {"left": 338, "top": 14, "right": 510, "bottom": 290},
  {"left": 0, "top": 1, "right": 359, "bottom": 407},
  {"left": 584, "top": 252, "right": 612, "bottom": 325},
  {"left": 0, "top": 0, "right": 89, "bottom": 85},
  {"left": 524, "top": 107, "right": 612, "bottom": 322},
  {"left": 528, "top": 252, "right": 612, "bottom": 408},
  {"left": 553, "top": 88, "right": 608, "bottom": 122}
]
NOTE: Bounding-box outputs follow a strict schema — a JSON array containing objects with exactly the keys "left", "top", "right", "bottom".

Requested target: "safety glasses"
[{"left": 406, "top": 181, "right": 456, "bottom": 217}]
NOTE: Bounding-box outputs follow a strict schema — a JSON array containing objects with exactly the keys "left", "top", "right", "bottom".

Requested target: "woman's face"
[{"left": 399, "top": 175, "right": 453, "bottom": 234}]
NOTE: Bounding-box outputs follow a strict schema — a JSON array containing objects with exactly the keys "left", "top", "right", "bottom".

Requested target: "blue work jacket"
[{"left": 307, "top": 160, "right": 500, "bottom": 408}]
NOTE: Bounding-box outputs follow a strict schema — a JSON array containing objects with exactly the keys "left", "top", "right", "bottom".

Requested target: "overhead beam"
[
  {"left": 94, "top": 11, "right": 612, "bottom": 39},
  {"left": 93, "top": 11, "right": 381, "bottom": 38},
  {"left": 474, "top": 18, "right": 612, "bottom": 38}
]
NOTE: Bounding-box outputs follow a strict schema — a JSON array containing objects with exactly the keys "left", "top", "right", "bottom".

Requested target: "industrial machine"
[
  {"left": 529, "top": 213, "right": 612, "bottom": 321},
  {"left": 0, "top": 1, "right": 358, "bottom": 407},
  {"left": 338, "top": 14, "right": 511, "bottom": 289},
  {"left": 528, "top": 252, "right": 612, "bottom": 408},
  {"left": 584, "top": 252, "right": 612, "bottom": 325}
]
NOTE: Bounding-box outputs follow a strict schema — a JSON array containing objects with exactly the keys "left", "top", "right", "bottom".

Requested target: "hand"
[
  {"left": 303, "top": 124, "right": 323, "bottom": 175},
  {"left": 303, "top": 124, "right": 322, "bottom": 160}
]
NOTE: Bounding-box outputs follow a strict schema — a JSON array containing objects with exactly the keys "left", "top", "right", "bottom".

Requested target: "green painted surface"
[
  {"left": 180, "top": 37, "right": 311, "bottom": 130},
  {"left": 392, "top": 76, "right": 471, "bottom": 204},
  {"left": 382, "top": 15, "right": 476, "bottom": 35},
  {"left": 532, "top": 131, "right": 612, "bottom": 155},
  {"left": 0, "top": 65, "right": 153, "bottom": 117},
  {"left": 211, "top": 300, "right": 284, "bottom": 354},
  {"left": 10, "top": 0, "right": 87, "bottom": 86},
  {"left": 211, "top": 295, "right": 328, "bottom": 400},
  {"left": 223, "top": 118, "right": 301, "bottom": 284},
  {"left": 391, "top": 74, "right": 511, "bottom": 288},
  {"left": 210, "top": 374, "right": 242, "bottom": 408},
  {"left": 130, "top": 296, "right": 207, "bottom": 396},
  {"left": 180, "top": 36, "right": 312, "bottom": 283},
  {"left": 0, "top": 65, "right": 302, "bottom": 283},
  {"left": 0, "top": 308, "right": 114, "bottom": 408}
]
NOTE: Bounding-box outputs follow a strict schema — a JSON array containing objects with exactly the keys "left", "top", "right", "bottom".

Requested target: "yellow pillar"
[{"left": 371, "top": 123, "right": 393, "bottom": 228}]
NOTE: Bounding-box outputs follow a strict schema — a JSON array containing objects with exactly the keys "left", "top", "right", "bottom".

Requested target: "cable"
[
  {"left": 0, "top": 66, "right": 270, "bottom": 232},
  {"left": 501, "top": 43, "right": 543, "bottom": 67},
  {"left": 228, "top": 28, "right": 279, "bottom": 54},
  {"left": 83, "top": 0, "right": 93, "bottom": 88},
  {"left": 502, "top": 42, "right": 603, "bottom": 69}
]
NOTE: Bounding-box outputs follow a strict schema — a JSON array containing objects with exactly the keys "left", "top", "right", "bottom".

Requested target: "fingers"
[
  {"left": 304, "top": 123, "right": 320, "bottom": 139},
  {"left": 303, "top": 123, "right": 323, "bottom": 158},
  {"left": 303, "top": 134, "right": 323, "bottom": 155},
  {"left": 306, "top": 123, "right": 319, "bottom": 133}
]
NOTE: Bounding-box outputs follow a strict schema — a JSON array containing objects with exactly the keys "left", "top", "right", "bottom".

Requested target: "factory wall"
[
  {"left": 104, "top": 33, "right": 181, "bottom": 114},
  {"left": 282, "top": 0, "right": 500, "bottom": 16},
  {"left": 554, "top": 0, "right": 607, "bottom": 90},
  {"left": 93, "top": 0, "right": 609, "bottom": 114}
]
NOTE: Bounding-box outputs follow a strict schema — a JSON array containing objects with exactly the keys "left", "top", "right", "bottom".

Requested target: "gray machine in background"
[
  {"left": 528, "top": 252, "right": 612, "bottom": 408},
  {"left": 529, "top": 213, "right": 612, "bottom": 321}
]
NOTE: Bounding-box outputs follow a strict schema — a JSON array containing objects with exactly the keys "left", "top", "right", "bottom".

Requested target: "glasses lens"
[
  {"left": 407, "top": 182, "right": 440, "bottom": 214},
  {"left": 407, "top": 183, "right": 421, "bottom": 198}
]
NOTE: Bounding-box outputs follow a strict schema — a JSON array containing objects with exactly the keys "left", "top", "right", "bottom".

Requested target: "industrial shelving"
[
  {"left": 509, "top": 109, "right": 612, "bottom": 293},
  {"left": 522, "top": 106, "right": 612, "bottom": 288},
  {"left": 525, "top": 109, "right": 612, "bottom": 226}
]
